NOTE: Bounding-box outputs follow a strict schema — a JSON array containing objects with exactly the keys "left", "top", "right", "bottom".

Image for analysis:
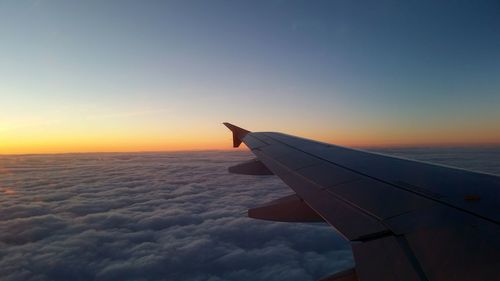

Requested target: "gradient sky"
[{"left": 1, "top": 0, "right": 500, "bottom": 154}]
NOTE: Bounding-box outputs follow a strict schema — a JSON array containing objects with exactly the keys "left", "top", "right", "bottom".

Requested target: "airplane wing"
[{"left": 223, "top": 123, "right": 500, "bottom": 281}]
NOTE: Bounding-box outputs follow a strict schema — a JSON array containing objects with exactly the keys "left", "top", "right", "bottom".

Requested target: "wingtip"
[
  {"left": 222, "top": 122, "right": 250, "bottom": 134},
  {"left": 222, "top": 122, "right": 250, "bottom": 148},
  {"left": 222, "top": 122, "right": 233, "bottom": 131}
]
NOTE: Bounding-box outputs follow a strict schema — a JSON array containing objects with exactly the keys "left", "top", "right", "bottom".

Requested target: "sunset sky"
[{"left": 1, "top": 0, "right": 500, "bottom": 154}]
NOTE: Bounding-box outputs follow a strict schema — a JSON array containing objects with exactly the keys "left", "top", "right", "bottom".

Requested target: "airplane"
[{"left": 223, "top": 123, "right": 500, "bottom": 281}]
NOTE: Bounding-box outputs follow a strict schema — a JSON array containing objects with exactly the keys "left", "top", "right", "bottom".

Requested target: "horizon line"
[{"left": 2, "top": 143, "right": 500, "bottom": 156}]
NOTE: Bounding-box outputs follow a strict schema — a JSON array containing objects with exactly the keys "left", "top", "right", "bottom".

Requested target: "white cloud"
[{"left": 0, "top": 151, "right": 352, "bottom": 281}]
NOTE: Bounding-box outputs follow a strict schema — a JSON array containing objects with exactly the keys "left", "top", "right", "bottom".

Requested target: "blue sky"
[{"left": 1, "top": 0, "right": 500, "bottom": 153}]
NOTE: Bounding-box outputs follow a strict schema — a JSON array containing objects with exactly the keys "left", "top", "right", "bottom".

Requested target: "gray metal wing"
[{"left": 224, "top": 123, "right": 500, "bottom": 281}]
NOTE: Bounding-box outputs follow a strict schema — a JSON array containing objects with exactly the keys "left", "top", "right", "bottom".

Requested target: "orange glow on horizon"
[
  {"left": 0, "top": 135, "right": 238, "bottom": 154},
  {"left": 2, "top": 111, "right": 500, "bottom": 155},
  {"left": 2, "top": 128, "right": 500, "bottom": 155}
]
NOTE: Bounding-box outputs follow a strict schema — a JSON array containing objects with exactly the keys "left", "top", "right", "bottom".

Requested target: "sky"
[{"left": 1, "top": 0, "right": 500, "bottom": 154}]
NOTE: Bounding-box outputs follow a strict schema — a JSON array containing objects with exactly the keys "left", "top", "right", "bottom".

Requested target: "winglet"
[{"left": 223, "top": 122, "right": 250, "bottom": 148}]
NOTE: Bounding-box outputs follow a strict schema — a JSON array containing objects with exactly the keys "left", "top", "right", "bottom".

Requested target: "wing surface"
[{"left": 224, "top": 123, "right": 500, "bottom": 281}]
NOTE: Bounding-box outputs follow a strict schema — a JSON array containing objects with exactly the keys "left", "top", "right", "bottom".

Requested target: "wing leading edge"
[{"left": 224, "top": 123, "right": 500, "bottom": 281}]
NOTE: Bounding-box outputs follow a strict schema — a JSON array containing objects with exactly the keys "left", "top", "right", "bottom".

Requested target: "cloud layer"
[
  {"left": 2, "top": 148, "right": 499, "bottom": 281},
  {"left": 0, "top": 151, "right": 352, "bottom": 281}
]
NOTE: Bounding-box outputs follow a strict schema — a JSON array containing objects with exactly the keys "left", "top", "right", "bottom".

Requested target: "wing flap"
[
  {"left": 352, "top": 236, "right": 424, "bottom": 281},
  {"left": 394, "top": 206, "right": 500, "bottom": 281}
]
